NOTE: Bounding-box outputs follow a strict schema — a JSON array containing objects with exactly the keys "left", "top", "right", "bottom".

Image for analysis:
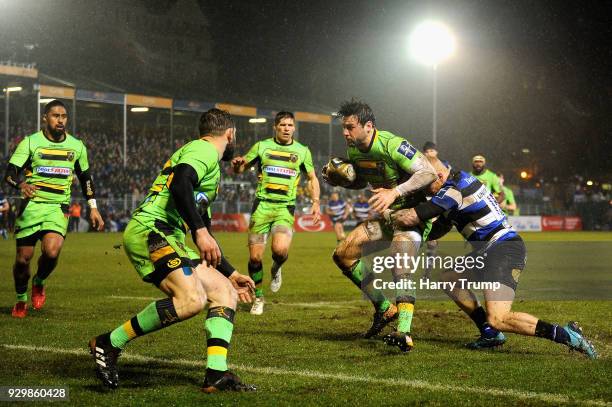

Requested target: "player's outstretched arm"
[
  {"left": 387, "top": 200, "right": 446, "bottom": 229},
  {"left": 306, "top": 170, "right": 321, "bottom": 224},
  {"left": 76, "top": 169, "right": 104, "bottom": 231},
  {"left": 231, "top": 156, "right": 247, "bottom": 174}
]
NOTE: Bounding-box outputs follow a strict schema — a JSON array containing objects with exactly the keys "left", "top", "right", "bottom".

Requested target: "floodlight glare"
[
  {"left": 3, "top": 86, "right": 23, "bottom": 92},
  {"left": 130, "top": 107, "right": 149, "bottom": 112},
  {"left": 410, "top": 21, "right": 456, "bottom": 66},
  {"left": 248, "top": 118, "right": 267, "bottom": 124}
]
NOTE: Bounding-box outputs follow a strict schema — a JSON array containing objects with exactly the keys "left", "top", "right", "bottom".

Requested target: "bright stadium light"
[
  {"left": 520, "top": 171, "right": 529, "bottom": 179},
  {"left": 130, "top": 107, "right": 149, "bottom": 113},
  {"left": 409, "top": 20, "right": 456, "bottom": 144},
  {"left": 409, "top": 21, "right": 456, "bottom": 67},
  {"left": 248, "top": 118, "right": 267, "bottom": 124},
  {"left": 39, "top": 98, "right": 56, "bottom": 104},
  {"left": 586, "top": 180, "right": 594, "bottom": 186},
  {"left": 4, "top": 86, "right": 23, "bottom": 155},
  {"left": 3, "top": 86, "right": 22, "bottom": 92}
]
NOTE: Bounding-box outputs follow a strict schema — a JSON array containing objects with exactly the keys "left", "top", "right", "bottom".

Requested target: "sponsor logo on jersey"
[
  {"left": 36, "top": 166, "right": 71, "bottom": 176},
  {"left": 264, "top": 165, "right": 297, "bottom": 177},
  {"left": 397, "top": 140, "right": 416, "bottom": 159},
  {"left": 167, "top": 258, "right": 182, "bottom": 269}
]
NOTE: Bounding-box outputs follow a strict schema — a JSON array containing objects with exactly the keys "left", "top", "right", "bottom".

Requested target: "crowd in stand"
[{"left": 1, "top": 121, "right": 611, "bottom": 233}]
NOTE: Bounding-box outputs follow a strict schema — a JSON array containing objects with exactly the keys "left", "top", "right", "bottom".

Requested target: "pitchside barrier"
[
  {"left": 208, "top": 214, "right": 584, "bottom": 233},
  {"left": 508, "top": 216, "right": 583, "bottom": 231}
]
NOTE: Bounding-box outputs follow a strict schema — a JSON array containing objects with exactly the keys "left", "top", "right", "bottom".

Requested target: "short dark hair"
[
  {"left": 43, "top": 99, "right": 67, "bottom": 115},
  {"left": 337, "top": 99, "right": 376, "bottom": 126},
  {"left": 199, "top": 108, "right": 235, "bottom": 136},
  {"left": 423, "top": 141, "right": 437, "bottom": 151},
  {"left": 274, "top": 111, "right": 295, "bottom": 126}
]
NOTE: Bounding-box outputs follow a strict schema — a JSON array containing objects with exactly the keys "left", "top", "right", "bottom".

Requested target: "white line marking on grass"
[
  {"left": 106, "top": 296, "right": 459, "bottom": 313},
  {"left": 1, "top": 344, "right": 608, "bottom": 406},
  {"left": 108, "top": 295, "right": 158, "bottom": 301}
]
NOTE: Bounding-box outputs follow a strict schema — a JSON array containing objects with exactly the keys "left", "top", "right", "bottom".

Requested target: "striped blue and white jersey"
[
  {"left": 353, "top": 202, "right": 370, "bottom": 222},
  {"left": 431, "top": 170, "right": 516, "bottom": 243},
  {"left": 0, "top": 192, "right": 6, "bottom": 218},
  {"left": 328, "top": 199, "right": 347, "bottom": 222}
]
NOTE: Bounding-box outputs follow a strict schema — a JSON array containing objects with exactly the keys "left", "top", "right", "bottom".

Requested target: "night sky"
[{"left": 1, "top": 0, "right": 611, "bottom": 180}]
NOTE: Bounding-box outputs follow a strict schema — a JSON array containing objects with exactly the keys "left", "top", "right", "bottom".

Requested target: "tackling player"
[
  {"left": 422, "top": 141, "right": 439, "bottom": 278},
  {"left": 389, "top": 157, "right": 598, "bottom": 358},
  {"left": 324, "top": 100, "right": 437, "bottom": 352},
  {"left": 471, "top": 154, "right": 504, "bottom": 203},
  {"left": 326, "top": 191, "right": 350, "bottom": 242},
  {"left": 4, "top": 100, "right": 104, "bottom": 318},
  {"left": 232, "top": 111, "right": 321, "bottom": 315},
  {"left": 89, "top": 109, "right": 257, "bottom": 391}
]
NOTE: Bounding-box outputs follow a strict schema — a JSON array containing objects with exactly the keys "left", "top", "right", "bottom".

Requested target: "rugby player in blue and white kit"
[
  {"left": 326, "top": 191, "right": 350, "bottom": 242},
  {"left": 352, "top": 193, "right": 371, "bottom": 225},
  {"left": 388, "top": 156, "right": 598, "bottom": 358}
]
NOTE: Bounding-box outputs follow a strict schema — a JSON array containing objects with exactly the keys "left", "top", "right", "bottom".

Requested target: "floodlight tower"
[
  {"left": 4, "top": 86, "right": 23, "bottom": 156},
  {"left": 409, "top": 21, "right": 456, "bottom": 144}
]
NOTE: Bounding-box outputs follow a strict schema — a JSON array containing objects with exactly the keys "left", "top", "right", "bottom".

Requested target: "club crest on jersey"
[
  {"left": 67, "top": 151, "right": 75, "bottom": 161},
  {"left": 397, "top": 140, "right": 416, "bottom": 159},
  {"left": 36, "top": 166, "right": 71, "bottom": 176},
  {"left": 264, "top": 166, "right": 297, "bottom": 177}
]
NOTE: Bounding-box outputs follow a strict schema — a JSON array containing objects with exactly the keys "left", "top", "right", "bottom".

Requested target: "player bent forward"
[
  {"left": 90, "top": 109, "right": 258, "bottom": 392},
  {"left": 388, "top": 157, "right": 598, "bottom": 358},
  {"left": 324, "top": 100, "right": 437, "bottom": 352}
]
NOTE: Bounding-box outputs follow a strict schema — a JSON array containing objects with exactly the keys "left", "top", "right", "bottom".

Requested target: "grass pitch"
[{"left": 0, "top": 231, "right": 610, "bottom": 406}]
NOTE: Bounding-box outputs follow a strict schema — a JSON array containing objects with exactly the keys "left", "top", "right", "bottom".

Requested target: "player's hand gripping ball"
[{"left": 322, "top": 157, "right": 357, "bottom": 187}]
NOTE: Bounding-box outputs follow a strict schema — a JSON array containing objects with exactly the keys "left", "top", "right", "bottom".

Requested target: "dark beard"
[
  {"left": 221, "top": 142, "right": 235, "bottom": 162},
  {"left": 48, "top": 127, "right": 65, "bottom": 139}
]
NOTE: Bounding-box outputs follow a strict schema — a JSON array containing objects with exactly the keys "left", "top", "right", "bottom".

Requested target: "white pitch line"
[
  {"left": 1, "top": 344, "right": 608, "bottom": 406},
  {"left": 106, "top": 296, "right": 459, "bottom": 312}
]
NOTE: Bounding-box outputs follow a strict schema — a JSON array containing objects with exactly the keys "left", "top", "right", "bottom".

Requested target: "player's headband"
[{"left": 472, "top": 155, "right": 486, "bottom": 163}]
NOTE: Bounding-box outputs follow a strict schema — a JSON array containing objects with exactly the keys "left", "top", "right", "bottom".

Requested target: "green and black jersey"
[
  {"left": 135, "top": 138, "right": 220, "bottom": 230},
  {"left": 8, "top": 131, "right": 90, "bottom": 205},
  {"left": 347, "top": 129, "right": 427, "bottom": 210},
  {"left": 244, "top": 137, "right": 314, "bottom": 204},
  {"left": 471, "top": 169, "right": 502, "bottom": 196}
]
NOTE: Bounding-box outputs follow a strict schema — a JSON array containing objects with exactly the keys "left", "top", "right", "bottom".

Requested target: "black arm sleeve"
[
  {"left": 200, "top": 212, "right": 235, "bottom": 278},
  {"left": 76, "top": 169, "right": 96, "bottom": 200},
  {"left": 414, "top": 200, "right": 446, "bottom": 221},
  {"left": 427, "top": 217, "right": 453, "bottom": 241},
  {"left": 4, "top": 163, "right": 23, "bottom": 189},
  {"left": 169, "top": 164, "right": 206, "bottom": 232},
  {"left": 217, "top": 255, "right": 236, "bottom": 278}
]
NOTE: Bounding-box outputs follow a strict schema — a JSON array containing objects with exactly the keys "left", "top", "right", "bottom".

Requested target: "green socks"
[
  {"left": 344, "top": 260, "right": 390, "bottom": 312},
  {"left": 110, "top": 298, "right": 180, "bottom": 349},
  {"left": 248, "top": 261, "right": 264, "bottom": 298},
  {"left": 397, "top": 303, "right": 415, "bottom": 333},
  {"left": 32, "top": 275, "right": 45, "bottom": 287},
  {"left": 205, "top": 306, "right": 235, "bottom": 372}
]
